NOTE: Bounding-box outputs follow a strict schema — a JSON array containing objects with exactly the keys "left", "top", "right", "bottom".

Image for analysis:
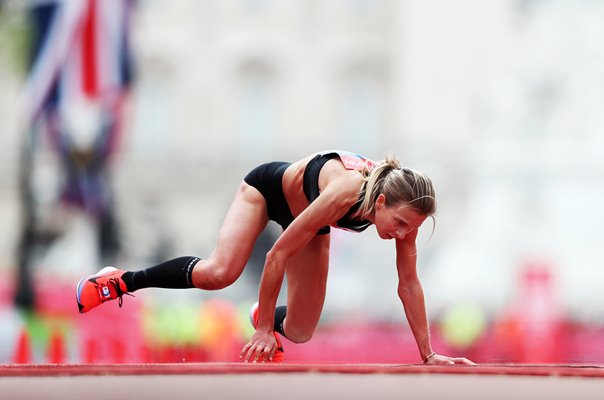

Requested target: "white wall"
[{"left": 1, "top": 0, "right": 603, "bottom": 321}]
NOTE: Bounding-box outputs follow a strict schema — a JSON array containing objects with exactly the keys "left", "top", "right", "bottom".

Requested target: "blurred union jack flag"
[
  {"left": 21, "top": 0, "right": 135, "bottom": 213},
  {"left": 21, "top": 0, "right": 134, "bottom": 161},
  {"left": 14, "top": 0, "right": 135, "bottom": 310}
]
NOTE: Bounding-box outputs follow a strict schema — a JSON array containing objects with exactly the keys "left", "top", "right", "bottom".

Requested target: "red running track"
[
  {"left": 2, "top": 362, "right": 604, "bottom": 377},
  {"left": 2, "top": 363, "right": 604, "bottom": 400}
]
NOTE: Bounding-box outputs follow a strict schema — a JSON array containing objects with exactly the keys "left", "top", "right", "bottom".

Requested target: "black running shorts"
[{"left": 244, "top": 161, "right": 295, "bottom": 231}]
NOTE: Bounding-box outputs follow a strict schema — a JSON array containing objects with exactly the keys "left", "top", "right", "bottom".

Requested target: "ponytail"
[
  {"left": 356, "top": 155, "right": 436, "bottom": 218},
  {"left": 357, "top": 155, "right": 401, "bottom": 218}
]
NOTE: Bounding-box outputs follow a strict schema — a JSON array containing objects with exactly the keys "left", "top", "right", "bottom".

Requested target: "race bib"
[{"left": 335, "top": 151, "right": 376, "bottom": 172}]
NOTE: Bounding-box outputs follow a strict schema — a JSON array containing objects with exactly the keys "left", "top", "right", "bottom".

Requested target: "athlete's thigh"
[
  {"left": 284, "top": 234, "right": 330, "bottom": 332},
  {"left": 208, "top": 182, "right": 269, "bottom": 274}
]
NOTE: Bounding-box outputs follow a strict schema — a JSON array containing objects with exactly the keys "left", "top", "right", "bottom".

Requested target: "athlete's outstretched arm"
[
  {"left": 240, "top": 175, "right": 360, "bottom": 362},
  {"left": 395, "top": 231, "right": 475, "bottom": 365}
]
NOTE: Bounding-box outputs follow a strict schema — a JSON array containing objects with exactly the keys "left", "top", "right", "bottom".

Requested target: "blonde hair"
[{"left": 357, "top": 155, "right": 437, "bottom": 218}]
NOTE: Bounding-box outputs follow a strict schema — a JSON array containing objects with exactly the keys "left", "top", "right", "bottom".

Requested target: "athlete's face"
[{"left": 373, "top": 194, "right": 428, "bottom": 241}]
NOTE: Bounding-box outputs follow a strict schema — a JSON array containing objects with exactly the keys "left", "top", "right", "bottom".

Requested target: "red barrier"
[
  {"left": 12, "top": 329, "right": 31, "bottom": 364},
  {"left": 47, "top": 328, "right": 66, "bottom": 364}
]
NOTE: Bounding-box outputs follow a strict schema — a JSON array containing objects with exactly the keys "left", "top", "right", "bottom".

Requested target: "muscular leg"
[
  {"left": 282, "top": 234, "right": 330, "bottom": 343},
  {"left": 191, "top": 182, "right": 269, "bottom": 290},
  {"left": 79, "top": 182, "right": 270, "bottom": 313}
]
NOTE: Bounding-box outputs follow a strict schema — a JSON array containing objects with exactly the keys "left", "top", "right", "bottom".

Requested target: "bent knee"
[
  {"left": 284, "top": 325, "right": 315, "bottom": 344},
  {"left": 192, "top": 261, "right": 240, "bottom": 290}
]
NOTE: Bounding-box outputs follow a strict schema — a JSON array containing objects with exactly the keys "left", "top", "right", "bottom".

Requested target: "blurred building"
[{"left": 0, "top": 0, "right": 603, "bottom": 325}]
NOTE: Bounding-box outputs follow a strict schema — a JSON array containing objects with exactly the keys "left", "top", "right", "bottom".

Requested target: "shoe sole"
[
  {"left": 249, "top": 301, "right": 259, "bottom": 328},
  {"left": 76, "top": 266, "right": 118, "bottom": 312}
]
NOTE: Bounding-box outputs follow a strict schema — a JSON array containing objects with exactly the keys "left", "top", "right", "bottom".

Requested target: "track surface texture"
[{"left": 2, "top": 363, "right": 604, "bottom": 400}]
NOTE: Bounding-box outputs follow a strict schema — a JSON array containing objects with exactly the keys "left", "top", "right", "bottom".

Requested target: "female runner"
[{"left": 76, "top": 150, "right": 475, "bottom": 365}]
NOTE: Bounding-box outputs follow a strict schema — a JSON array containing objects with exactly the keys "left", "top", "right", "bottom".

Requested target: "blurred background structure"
[
  {"left": 0, "top": 0, "right": 603, "bottom": 364},
  {"left": 13, "top": 0, "right": 132, "bottom": 311}
]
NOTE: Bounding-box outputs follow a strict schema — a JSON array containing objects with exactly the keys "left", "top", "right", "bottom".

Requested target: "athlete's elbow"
[
  {"left": 397, "top": 285, "right": 410, "bottom": 302},
  {"left": 397, "top": 280, "right": 421, "bottom": 301},
  {"left": 265, "top": 249, "right": 288, "bottom": 269}
]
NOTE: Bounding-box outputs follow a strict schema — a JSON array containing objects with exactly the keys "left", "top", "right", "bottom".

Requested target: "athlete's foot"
[
  {"left": 249, "top": 302, "right": 285, "bottom": 363},
  {"left": 76, "top": 267, "right": 131, "bottom": 313}
]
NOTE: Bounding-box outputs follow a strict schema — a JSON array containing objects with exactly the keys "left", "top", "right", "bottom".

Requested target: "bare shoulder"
[{"left": 320, "top": 160, "right": 364, "bottom": 205}]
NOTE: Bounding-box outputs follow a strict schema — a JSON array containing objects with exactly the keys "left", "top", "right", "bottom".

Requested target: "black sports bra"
[{"left": 302, "top": 151, "right": 374, "bottom": 234}]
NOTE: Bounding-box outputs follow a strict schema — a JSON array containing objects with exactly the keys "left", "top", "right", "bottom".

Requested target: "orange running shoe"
[
  {"left": 249, "top": 302, "right": 285, "bottom": 363},
  {"left": 76, "top": 267, "right": 131, "bottom": 313}
]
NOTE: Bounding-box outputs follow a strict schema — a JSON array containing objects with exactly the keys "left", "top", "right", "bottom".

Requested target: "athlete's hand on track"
[
  {"left": 424, "top": 353, "right": 476, "bottom": 365},
  {"left": 240, "top": 330, "right": 278, "bottom": 362}
]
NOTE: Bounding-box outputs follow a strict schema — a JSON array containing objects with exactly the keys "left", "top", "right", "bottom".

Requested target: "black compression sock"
[
  {"left": 274, "top": 305, "right": 287, "bottom": 338},
  {"left": 121, "top": 256, "right": 200, "bottom": 292}
]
